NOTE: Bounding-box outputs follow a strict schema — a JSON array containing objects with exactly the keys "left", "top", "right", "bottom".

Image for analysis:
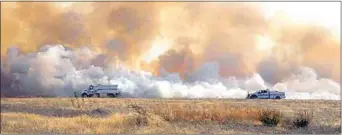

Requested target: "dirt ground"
[{"left": 1, "top": 98, "right": 341, "bottom": 134}]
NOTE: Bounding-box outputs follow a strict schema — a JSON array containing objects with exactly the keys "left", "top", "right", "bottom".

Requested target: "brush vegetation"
[{"left": 1, "top": 98, "right": 340, "bottom": 134}]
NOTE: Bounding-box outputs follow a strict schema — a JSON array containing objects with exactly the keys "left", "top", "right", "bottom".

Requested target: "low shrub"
[
  {"left": 292, "top": 110, "right": 313, "bottom": 128},
  {"left": 258, "top": 108, "right": 282, "bottom": 127}
]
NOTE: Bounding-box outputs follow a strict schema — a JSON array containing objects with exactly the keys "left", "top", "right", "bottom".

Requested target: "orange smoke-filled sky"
[{"left": 1, "top": 2, "right": 340, "bottom": 83}]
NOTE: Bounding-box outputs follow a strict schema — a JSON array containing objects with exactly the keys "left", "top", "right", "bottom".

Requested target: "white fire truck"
[
  {"left": 246, "top": 89, "right": 286, "bottom": 99},
  {"left": 81, "top": 84, "right": 121, "bottom": 98}
]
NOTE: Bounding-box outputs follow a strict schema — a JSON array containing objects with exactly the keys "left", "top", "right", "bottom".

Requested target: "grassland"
[{"left": 1, "top": 98, "right": 341, "bottom": 134}]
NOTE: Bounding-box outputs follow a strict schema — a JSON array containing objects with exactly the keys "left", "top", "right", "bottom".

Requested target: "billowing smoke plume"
[
  {"left": 1, "top": 45, "right": 339, "bottom": 99},
  {"left": 1, "top": 2, "right": 340, "bottom": 99}
]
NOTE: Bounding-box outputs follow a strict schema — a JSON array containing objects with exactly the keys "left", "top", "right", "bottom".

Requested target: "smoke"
[
  {"left": 1, "top": 2, "right": 162, "bottom": 69},
  {"left": 1, "top": 2, "right": 340, "bottom": 99},
  {"left": 1, "top": 45, "right": 339, "bottom": 100}
]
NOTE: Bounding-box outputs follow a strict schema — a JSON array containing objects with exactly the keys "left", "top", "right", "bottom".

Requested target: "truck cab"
[
  {"left": 246, "top": 89, "right": 286, "bottom": 99},
  {"left": 81, "top": 84, "right": 121, "bottom": 98}
]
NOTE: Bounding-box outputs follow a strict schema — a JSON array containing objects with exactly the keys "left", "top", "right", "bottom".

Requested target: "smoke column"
[{"left": 1, "top": 2, "right": 340, "bottom": 100}]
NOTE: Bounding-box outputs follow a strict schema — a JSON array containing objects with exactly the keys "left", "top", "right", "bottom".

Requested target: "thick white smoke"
[{"left": 1, "top": 45, "right": 340, "bottom": 100}]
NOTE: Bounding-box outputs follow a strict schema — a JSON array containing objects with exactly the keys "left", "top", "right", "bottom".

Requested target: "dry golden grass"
[
  {"left": 149, "top": 103, "right": 262, "bottom": 123},
  {"left": 1, "top": 98, "right": 341, "bottom": 134},
  {"left": 2, "top": 112, "right": 128, "bottom": 134}
]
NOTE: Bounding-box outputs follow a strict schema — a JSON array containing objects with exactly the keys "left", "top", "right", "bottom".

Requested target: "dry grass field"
[{"left": 1, "top": 98, "right": 341, "bottom": 134}]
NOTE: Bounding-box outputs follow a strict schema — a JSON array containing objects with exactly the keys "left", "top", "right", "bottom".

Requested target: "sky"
[{"left": 259, "top": 2, "right": 340, "bottom": 40}]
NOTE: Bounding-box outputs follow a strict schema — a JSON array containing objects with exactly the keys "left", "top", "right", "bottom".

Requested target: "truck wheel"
[
  {"left": 250, "top": 95, "right": 257, "bottom": 99},
  {"left": 275, "top": 96, "right": 281, "bottom": 99},
  {"left": 81, "top": 93, "right": 88, "bottom": 98},
  {"left": 107, "top": 93, "right": 115, "bottom": 98}
]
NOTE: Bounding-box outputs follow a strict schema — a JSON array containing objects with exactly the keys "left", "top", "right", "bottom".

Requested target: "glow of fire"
[
  {"left": 141, "top": 36, "right": 172, "bottom": 63},
  {"left": 256, "top": 35, "right": 275, "bottom": 52}
]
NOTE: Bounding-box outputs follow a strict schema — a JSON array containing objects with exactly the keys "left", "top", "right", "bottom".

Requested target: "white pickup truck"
[
  {"left": 246, "top": 89, "right": 286, "bottom": 99},
  {"left": 81, "top": 84, "right": 121, "bottom": 98}
]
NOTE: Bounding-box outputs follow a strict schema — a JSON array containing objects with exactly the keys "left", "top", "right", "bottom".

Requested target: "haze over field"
[{"left": 1, "top": 2, "right": 340, "bottom": 99}]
